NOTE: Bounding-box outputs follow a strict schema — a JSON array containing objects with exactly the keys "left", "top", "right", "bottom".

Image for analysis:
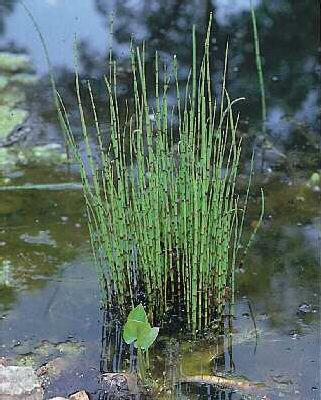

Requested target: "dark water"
[{"left": 0, "top": 1, "right": 320, "bottom": 399}]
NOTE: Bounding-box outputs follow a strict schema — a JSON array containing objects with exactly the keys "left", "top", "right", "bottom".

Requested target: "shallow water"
[
  {"left": 0, "top": 1, "right": 320, "bottom": 399},
  {"left": 0, "top": 165, "right": 319, "bottom": 399}
]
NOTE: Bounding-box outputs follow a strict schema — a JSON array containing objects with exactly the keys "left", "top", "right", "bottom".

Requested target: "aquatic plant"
[
  {"left": 123, "top": 304, "right": 159, "bottom": 380},
  {"left": 52, "top": 14, "right": 259, "bottom": 333}
]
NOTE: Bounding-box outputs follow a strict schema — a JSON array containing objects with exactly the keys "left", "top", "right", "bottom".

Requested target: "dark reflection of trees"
[
  {"left": 86, "top": 0, "right": 319, "bottom": 140},
  {"left": 27, "top": 0, "right": 318, "bottom": 151},
  {"left": 0, "top": 0, "right": 18, "bottom": 35},
  {"left": 1, "top": 0, "right": 317, "bottom": 145},
  {"left": 218, "top": 0, "right": 320, "bottom": 138}
]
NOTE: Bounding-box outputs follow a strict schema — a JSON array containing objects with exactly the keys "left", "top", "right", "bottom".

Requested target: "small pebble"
[{"left": 69, "top": 390, "right": 90, "bottom": 400}]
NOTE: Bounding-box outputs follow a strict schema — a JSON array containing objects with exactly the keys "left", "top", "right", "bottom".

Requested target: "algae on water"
[
  {"left": 0, "top": 76, "right": 9, "bottom": 90},
  {"left": 0, "top": 52, "right": 32, "bottom": 73},
  {"left": 0, "top": 51, "right": 37, "bottom": 142},
  {"left": 0, "top": 106, "right": 28, "bottom": 139},
  {"left": 0, "top": 87, "right": 26, "bottom": 108},
  {"left": 0, "top": 144, "right": 67, "bottom": 174}
]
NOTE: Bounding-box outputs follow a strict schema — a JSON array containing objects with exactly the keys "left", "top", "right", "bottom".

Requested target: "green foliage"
[
  {"left": 56, "top": 14, "right": 259, "bottom": 333},
  {"left": 123, "top": 304, "right": 159, "bottom": 381},
  {"left": 123, "top": 304, "right": 159, "bottom": 350}
]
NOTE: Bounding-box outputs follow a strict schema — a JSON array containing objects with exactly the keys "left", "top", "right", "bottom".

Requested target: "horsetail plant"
[{"left": 56, "top": 14, "right": 259, "bottom": 334}]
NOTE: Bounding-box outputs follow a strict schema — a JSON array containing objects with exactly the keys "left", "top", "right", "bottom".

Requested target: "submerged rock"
[
  {"left": 180, "top": 374, "right": 266, "bottom": 394},
  {"left": 100, "top": 373, "right": 139, "bottom": 399},
  {"left": 36, "top": 357, "right": 69, "bottom": 378},
  {"left": 32, "top": 340, "right": 85, "bottom": 380},
  {"left": 0, "top": 365, "right": 43, "bottom": 400},
  {"left": 69, "top": 390, "right": 90, "bottom": 400}
]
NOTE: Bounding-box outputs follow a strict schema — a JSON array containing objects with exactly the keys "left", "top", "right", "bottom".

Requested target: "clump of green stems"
[{"left": 55, "top": 14, "right": 257, "bottom": 333}]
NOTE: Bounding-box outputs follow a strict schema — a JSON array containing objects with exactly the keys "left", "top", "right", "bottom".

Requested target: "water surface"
[{"left": 0, "top": 1, "right": 320, "bottom": 399}]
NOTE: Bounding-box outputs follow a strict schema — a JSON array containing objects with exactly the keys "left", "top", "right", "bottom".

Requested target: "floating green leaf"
[
  {"left": 123, "top": 320, "right": 150, "bottom": 344},
  {"left": 123, "top": 304, "right": 159, "bottom": 351},
  {"left": 137, "top": 326, "right": 159, "bottom": 350},
  {"left": 127, "top": 304, "right": 148, "bottom": 324}
]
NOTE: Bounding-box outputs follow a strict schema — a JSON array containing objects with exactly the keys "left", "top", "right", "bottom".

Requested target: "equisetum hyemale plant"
[{"left": 56, "top": 14, "right": 261, "bottom": 333}]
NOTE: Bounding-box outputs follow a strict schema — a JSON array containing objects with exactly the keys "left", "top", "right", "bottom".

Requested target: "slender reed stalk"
[{"left": 250, "top": 0, "right": 267, "bottom": 137}]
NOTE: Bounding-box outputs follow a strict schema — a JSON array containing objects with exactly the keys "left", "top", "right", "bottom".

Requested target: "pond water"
[{"left": 0, "top": 1, "right": 320, "bottom": 399}]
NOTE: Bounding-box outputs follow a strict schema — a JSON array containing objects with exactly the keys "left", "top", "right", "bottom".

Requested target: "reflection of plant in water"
[
  {"left": 90, "top": 0, "right": 318, "bottom": 137},
  {"left": 0, "top": 259, "right": 13, "bottom": 286}
]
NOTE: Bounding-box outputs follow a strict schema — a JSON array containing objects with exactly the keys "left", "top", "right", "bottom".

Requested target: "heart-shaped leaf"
[
  {"left": 123, "top": 304, "right": 159, "bottom": 350},
  {"left": 123, "top": 320, "right": 138, "bottom": 344},
  {"left": 127, "top": 304, "right": 148, "bottom": 323},
  {"left": 136, "top": 325, "right": 159, "bottom": 350},
  {"left": 123, "top": 305, "right": 149, "bottom": 345}
]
